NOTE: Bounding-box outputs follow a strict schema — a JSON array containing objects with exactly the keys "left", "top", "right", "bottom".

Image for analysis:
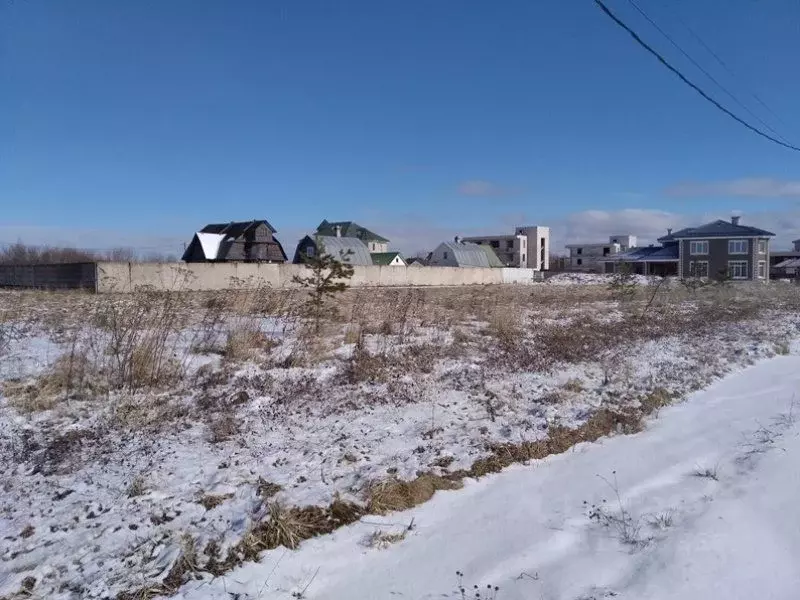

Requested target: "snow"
[
  {"left": 544, "top": 273, "right": 658, "bottom": 286},
  {"left": 196, "top": 232, "right": 226, "bottom": 260},
  {"left": 1, "top": 296, "right": 798, "bottom": 599},
  {"left": 174, "top": 356, "right": 800, "bottom": 600}
]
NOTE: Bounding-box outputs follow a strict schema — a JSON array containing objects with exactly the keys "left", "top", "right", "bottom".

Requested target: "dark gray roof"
[
  {"left": 601, "top": 245, "right": 679, "bottom": 263},
  {"left": 316, "top": 220, "right": 389, "bottom": 243},
  {"left": 657, "top": 219, "right": 774, "bottom": 242},
  {"left": 201, "top": 220, "right": 277, "bottom": 236}
]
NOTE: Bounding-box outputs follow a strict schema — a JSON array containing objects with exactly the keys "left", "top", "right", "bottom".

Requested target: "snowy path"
[{"left": 176, "top": 356, "right": 800, "bottom": 600}]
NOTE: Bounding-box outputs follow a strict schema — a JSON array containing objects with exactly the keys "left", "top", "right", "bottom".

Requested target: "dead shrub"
[
  {"left": 224, "top": 325, "right": 275, "bottom": 362},
  {"left": 487, "top": 308, "right": 522, "bottom": 349},
  {"left": 366, "top": 474, "right": 462, "bottom": 514},
  {"left": 208, "top": 414, "right": 239, "bottom": 443},
  {"left": 343, "top": 333, "right": 393, "bottom": 383},
  {"left": 127, "top": 475, "right": 147, "bottom": 498}
]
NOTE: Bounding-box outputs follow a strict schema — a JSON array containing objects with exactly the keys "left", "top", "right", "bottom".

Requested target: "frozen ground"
[
  {"left": 174, "top": 355, "right": 800, "bottom": 600},
  {"left": 1, "top": 287, "right": 799, "bottom": 599}
]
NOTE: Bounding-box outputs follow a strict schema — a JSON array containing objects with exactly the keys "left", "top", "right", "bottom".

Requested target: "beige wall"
[{"left": 95, "top": 262, "right": 541, "bottom": 293}]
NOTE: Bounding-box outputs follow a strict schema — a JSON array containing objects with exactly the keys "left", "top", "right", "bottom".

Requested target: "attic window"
[{"left": 306, "top": 246, "right": 315, "bottom": 258}]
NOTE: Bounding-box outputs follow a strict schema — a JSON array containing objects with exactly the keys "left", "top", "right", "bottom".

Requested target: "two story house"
[{"left": 602, "top": 217, "right": 774, "bottom": 280}]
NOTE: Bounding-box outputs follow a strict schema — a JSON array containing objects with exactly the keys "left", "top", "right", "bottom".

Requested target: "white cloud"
[
  {"left": 666, "top": 178, "right": 800, "bottom": 198},
  {"left": 457, "top": 180, "right": 522, "bottom": 197}
]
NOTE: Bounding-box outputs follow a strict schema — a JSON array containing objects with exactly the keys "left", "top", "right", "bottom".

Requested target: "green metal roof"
[
  {"left": 371, "top": 252, "right": 404, "bottom": 266},
  {"left": 316, "top": 220, "right": 390, "bottom": 243}
]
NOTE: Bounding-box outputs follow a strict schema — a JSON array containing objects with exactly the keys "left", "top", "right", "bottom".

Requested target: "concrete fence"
[{"left": 94, "top": 262, "right": 543, "bottom": 293}]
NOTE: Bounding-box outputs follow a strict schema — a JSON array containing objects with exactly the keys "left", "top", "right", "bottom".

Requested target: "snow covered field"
[
  {"left": 176, "top": 355, "right": 800, "bottom": 600},
  {"left": 1, "top": 284, "right": 799, "bottom": 599}
]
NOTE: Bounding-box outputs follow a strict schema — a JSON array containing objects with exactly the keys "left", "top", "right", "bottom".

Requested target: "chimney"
[
  {"left": 454, "top": 235, "right": 461, "bottom": 244},
  {"left": 731, "top": 215, "right": 740, "bottom": 226},
  {"left": 334, "top": 225, "right": 342, "bottom": 237}
]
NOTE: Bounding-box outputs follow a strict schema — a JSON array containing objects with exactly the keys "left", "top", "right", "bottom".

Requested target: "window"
[
  {"left": 728, "top": 261, "right": 748, "bottom": 279},
  {"left": 728, "top": 240, "right": 748, "bottom": 254},
  {"left": 758, "top": 240, "right": 767, "bottom": 254},
  {"left": 522, "top": 239, "right": 526, "bottom": 248},
  {"left": 506, "top": 240, "right": 514, "bottom": 250},
  {"left": 689, "top": 240, "right": 709, "bottom": 255},
  {"left": 688, "top": 261, "right": 709, "bottom": 278},
  {"left": 443, "top": 251, "right": 448, "bottom": 260},
  {"left": 522, "top": 253, "right": 526, "bottom": 263},
  {"left": 603, "top": 247, "right": 610, "bottom": 256},
  {"left": 540, "top": 238, "right": 546, "bottom": 248},
  {"left": 306, "top": 246, "right": 315, "bottom": 258},
  {"left": 576, "top": 258, "right": 583, "bottom": 266},
  {"left": 576, "top": 248, "right": 583, "bottom": 255},
  {"left": 490, "top": 241, "right": 500, "bottom": 249},
  {"left": 758, "top": 261, "right": 766, "bottom": 279}
]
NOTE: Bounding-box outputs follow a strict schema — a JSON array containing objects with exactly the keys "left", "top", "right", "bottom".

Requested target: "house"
[
  {"left": 428, "top": 237, "right": 504, "bottom": 268},
  {"left": 315, "top": 220, "right": 390, "bottom": 253},
  {"left": 601, "top": 216, "right": 774, "bottom": 280},
  {"left": 182, "top": 220, "right": 287, "bottom": 263},
  {"left": 565, "top": 235, "right": 637, "bottom": 272},
  {"left": 293, "top": 235, "right": 374, "bottom": 266},
  {"left": 371, "top": 252, "right": 406, "bottom": 266},
  {"left": 769, "top": 238, "right": 800, "bottom": 275},
  {"left": 406, "top": 257, "right": 429, "bottom": 267},
  {"left": 461, "top": 225, "right": 550, "bottom": 270},
  {"left": 772, "top": 258, "right": 800, "bottom": 279}
]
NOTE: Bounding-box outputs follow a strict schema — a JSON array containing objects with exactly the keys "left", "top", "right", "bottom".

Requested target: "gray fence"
[{"left": 0, "top": 263, "right": 97, "bottom": 290}]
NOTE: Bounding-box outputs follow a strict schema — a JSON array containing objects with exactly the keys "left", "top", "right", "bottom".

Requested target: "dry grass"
[
  {"left": 366, "top": 474, "right": 463, "bottom": 514},
  {"left": 562, "top": 378, "right": 585, "bottom": 393},
  {"left": 364, "top": 528, "right": 407, "bottom": 549},
  {"left": 3, "top": 352, "right": 104, "bottom": 412},
  {"left": 207, "top": 414, "right": 239, "bottom": 443},
  {"left": 224, "top": 324, "right": 275, "bottom": 361},
  {"left": 197, "top": 493, "right": 233, "bottom": 511}
]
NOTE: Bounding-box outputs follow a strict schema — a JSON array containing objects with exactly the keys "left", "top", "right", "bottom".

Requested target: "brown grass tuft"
[
  {"left": 197, "top": 493, "right": 233, "bottom": 511},
  {"left": 366, "top": 474, "right": 462, "bottom": 515}
]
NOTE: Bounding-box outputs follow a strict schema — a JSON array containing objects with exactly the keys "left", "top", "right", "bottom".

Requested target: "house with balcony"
[{"left": 600, "top": 217, "right": 774, "bottom": 280}]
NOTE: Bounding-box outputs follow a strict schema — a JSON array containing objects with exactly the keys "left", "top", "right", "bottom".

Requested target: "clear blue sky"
[{"left": 2, "top": 0, "right": 800, "bottom": 253}]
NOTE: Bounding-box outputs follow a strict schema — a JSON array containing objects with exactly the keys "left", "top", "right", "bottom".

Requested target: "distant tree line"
[{"left": 0, "top": 242, "right": 176, "bottom": 265}]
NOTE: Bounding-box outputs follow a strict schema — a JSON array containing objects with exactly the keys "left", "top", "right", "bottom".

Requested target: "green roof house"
[
  {"left": 315, "top": 220, "right": 390, "bottom": 253},
  {"left": 371, "top": 252, "right": 406, "bottom": 266}
]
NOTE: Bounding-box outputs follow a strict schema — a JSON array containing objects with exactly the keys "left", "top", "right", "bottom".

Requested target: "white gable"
[{"left": 196, "top": 233, "right": 226, "bottom": 260}]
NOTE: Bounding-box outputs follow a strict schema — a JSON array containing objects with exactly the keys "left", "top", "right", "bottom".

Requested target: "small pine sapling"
[{"left": 293, "top": 242, "right": 355, "bottom": 333}]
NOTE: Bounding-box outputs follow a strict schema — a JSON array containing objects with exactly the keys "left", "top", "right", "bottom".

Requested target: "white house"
[
  {"left": 461, "top": 225, "right": 550, "bottom": 270},
  {"left": 565, "top": 235, "right": 637, "bottom": 272}
]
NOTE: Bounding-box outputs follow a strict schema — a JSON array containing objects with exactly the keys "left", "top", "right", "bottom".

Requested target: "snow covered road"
[{"left": 173, "top": 355, "right": 800, "bottom": 600}]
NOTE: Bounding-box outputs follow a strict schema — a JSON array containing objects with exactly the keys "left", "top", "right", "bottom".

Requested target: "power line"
[
  {"left": 657, "top": 0, "right": 794, "bottom": 134},
  {"left": 625, "top": 0, "right": 789, "bottom": 143},
  {"left": 593, "top": 0, "right": 800, "bottom": 152}
]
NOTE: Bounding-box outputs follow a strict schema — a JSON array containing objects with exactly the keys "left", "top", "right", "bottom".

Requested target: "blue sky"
[{"left": 2, "top": 0, "right": 800, "bottom": 254}]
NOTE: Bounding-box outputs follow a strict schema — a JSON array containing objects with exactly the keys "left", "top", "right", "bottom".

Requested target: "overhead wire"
[
  {"left": 593, "top": 0, "right": 800, "bottom": 152},
  {"left": 656, "top": 0, "right": 794, "bottom": 134}
]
